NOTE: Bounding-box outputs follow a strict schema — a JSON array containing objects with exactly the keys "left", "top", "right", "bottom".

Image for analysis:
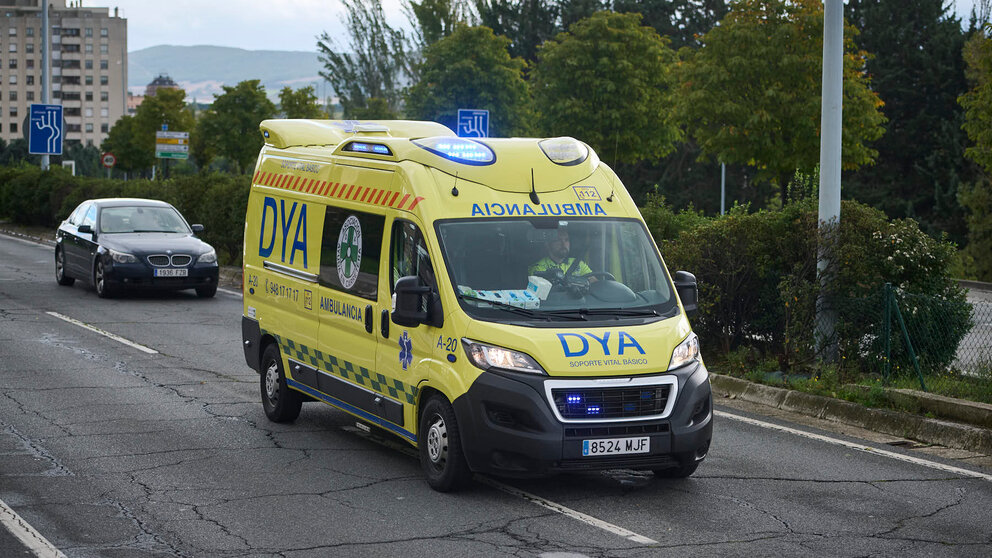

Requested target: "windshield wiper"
[
  {"left": 131, "top": 229, "right": 181, "bottom": 233},
  {"left": 457, "top": 294, "right": 585, "bottom": 320},
  {"left": 537, "top": 307, "right": 663, "bottom": 319}
]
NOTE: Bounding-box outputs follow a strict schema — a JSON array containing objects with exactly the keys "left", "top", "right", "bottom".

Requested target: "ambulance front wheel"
[
  {"left": 653, "top": 452, "right": 701, "bottom": 479},
  {"left": 260, "top": 344, "right": 302, "bottom": 423},
  {"left": 419, "top": 395, "right": 472, "bottom": 492}
]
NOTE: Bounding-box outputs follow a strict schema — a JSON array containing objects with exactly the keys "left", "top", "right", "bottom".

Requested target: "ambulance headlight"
[
  {"left": 412, "top": 137, "right": 495, "bottom": 166},
  {"left": 109, "top": 249, "right": 137, "bottom": 264},
  {"left": 198, "top": 249, "right": 217, "bottom": 264},
  {"left": 668, "top": 333, "right": 700, "bottom": 371},
  {"left": 539, "top": 137, "right": 589, "bottom": 166},
  {"left": 462, "top": 339, "right": 545, "bottom": 375}
]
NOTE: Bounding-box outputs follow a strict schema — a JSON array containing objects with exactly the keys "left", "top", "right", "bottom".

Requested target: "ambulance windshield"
[{"left": 436, "top": 218, "right": 678, "bottom": 323}]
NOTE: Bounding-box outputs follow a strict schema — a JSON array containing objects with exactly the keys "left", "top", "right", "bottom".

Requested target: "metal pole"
[
  {"left": 720, "top": 163, "right": 726, "bottom": 215},
  {"left": 816, "top": 0, "right": 843, "bottom": 361},
  {"left": 41, "top": 1, "right": 50, "bottom": 171}
]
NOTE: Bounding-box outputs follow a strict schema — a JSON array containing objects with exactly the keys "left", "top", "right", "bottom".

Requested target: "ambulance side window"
[
  {"left": 318, "top": 207, "right": 384, "bottom": 301},
  {"left": 391, "top": 220, "right": 435, "bottom": 296}
]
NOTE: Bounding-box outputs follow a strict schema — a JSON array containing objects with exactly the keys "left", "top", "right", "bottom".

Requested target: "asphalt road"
[{"left": 2, "top": 234, "right": 992, "bottom": 558}]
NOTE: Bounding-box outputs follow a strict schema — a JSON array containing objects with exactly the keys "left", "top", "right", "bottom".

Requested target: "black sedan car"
[{"left": 55, "top": 198, "right": 220, "bottom": 298}]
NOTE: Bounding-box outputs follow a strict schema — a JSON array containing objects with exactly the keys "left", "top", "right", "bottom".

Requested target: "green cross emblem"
[{"left": 341, "top": 226, "right": 359, "bottom": 276}]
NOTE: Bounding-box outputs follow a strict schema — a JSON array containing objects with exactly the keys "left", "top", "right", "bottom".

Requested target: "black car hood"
[{"left": 99, "top": 233, "right": 212, "bottom": 255}]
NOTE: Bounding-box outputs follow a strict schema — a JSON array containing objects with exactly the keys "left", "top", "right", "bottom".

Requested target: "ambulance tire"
[
  {"left": 260, "top": 344, "right": 303, "bottom": 423},
  {"left": 419, "top": 395, "right": 472, "bottom": 492},
  {"left": 94, "top": 260, "right": 115, "bottom": 298},
  {"left": 55, "top": 248, "right": 74, "bottom": 286},
  {"left": 653, "top": 453, "right": 700, "bottom": 479}
]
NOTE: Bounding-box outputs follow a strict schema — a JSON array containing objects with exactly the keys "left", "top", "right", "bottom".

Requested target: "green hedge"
[
  {"left": 0, "top": 165, "right": 249, "bottom": 265},
  {"left": 650, "top": 198, "right": 970, "bottom": 377}
]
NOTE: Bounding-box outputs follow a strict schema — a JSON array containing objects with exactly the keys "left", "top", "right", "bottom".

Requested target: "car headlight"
[
  {"left": 462, "top": 339, "right": 545, "bottom": 375},
  {"left": 668, "top": 332, "right": 700, "bottom": 370},
  {"left": 198, "top": 249, "right": 217, "bottom": 264},
  {"left": 109, "top": 249, "right": 137, "bottom": 264}
]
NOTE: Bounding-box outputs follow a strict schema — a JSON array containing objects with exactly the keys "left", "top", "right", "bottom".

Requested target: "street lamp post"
[
  {"left": 817, "top": 0, "right": 843, "bottom": 360},
  {"left": 41, "top": 1, "right": 50, "bottom": 171}
]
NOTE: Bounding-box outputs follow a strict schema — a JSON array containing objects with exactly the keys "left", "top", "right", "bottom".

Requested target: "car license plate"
[
  {"left": 582, "top": 436, "right": 650, "bottom": 456},
  {"left": 154, "top": 268, "right": 188, "bottom": 277}
]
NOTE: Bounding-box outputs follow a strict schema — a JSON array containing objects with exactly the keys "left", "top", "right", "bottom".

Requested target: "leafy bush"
[{"left": 652, "top": 197, "right": 971, "bottom": 377}]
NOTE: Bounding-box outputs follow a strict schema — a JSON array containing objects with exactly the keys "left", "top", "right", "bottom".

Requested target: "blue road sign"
[
  {"left": 457, "top": 109, "right": 489, "bottom": 138},
  {"left": 28, "top": 104, "right": 63, "bottom": 155}
]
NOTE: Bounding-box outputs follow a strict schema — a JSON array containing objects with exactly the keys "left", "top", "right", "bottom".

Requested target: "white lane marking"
[
  {"left": 0, "top": 496, "right": 66, "bottom": 558},
  {"left": 45, "top": 312, "right": 158, "bottom": 355},
  {"left": 716, "top": 410, "right": 992, "bottom": 482},
  {"left": 478, "top": 476, "right": 658, "bottom": 545}
]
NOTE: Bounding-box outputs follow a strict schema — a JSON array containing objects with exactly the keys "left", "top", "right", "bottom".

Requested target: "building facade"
[{"left": 0, "top": 0, "right": 127, "bottom": 147}]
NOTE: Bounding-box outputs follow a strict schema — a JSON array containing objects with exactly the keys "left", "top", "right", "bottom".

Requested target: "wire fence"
[{"left": 823, "top": 283, "right": 992, "bottom": 402}]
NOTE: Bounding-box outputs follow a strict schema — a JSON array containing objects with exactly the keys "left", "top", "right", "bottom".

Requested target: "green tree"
[
  {"left": 317, "top": 0, "right": 409, "bottom": 118},
  {"left": 474, "top": 0, "right": 561, "bottom": 62},
  {"left": 406, "top": 25, "right": 532, "bottom": 136},
  {"left": 197, "top": 80, "right": 276, "bottom": 174},
  {"left": 532, "top": 11, "right": 681, "bottom": 165},
  {"left": 675, "top": 0, "right": 886, "bottom": 192},
  {"left": 102, "top": 88, "right": 193, "bottom": 174},
  {"left": 407, "top": 0, "right": 475, "bottom": 46},
  {"left": 612, "top": 0, "right": 728, "bottom": 48},
  {"left": 843, "top": 0, "right": 971, "bottom": 242},
  {"left": 959, "top": 25, "right": 992, "bottom": 281},
  {"left": 279, "top": 86, "right": 327, "bottom": 119}
]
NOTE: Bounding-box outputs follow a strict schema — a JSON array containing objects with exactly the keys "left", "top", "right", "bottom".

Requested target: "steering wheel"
[{"left": 579, "top": 271, "right": 616, "bottom": 282}]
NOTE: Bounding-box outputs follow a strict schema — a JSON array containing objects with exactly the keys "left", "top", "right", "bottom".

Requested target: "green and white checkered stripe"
[{"left": 273, "top": 334, "right": 418, "bottom": 405}]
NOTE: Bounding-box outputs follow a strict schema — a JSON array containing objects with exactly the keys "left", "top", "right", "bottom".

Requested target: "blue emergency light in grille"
[{"left": 553, "top": 386, "right": 671, "bottom": 420}]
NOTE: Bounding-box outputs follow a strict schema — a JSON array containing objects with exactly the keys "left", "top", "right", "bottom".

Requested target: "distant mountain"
[{"left": 128, "top": 45, "right": 326, "bottom": 103}]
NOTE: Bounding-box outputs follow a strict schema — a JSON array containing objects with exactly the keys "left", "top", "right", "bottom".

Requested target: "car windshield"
[
  {"left": 99, "top": 206, "right": 190, "bottom": 234},
  {"left": 436, "top": 217, "right": 678, "bottom": 323}
]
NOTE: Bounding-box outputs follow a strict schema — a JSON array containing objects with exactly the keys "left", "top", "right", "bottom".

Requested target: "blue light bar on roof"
[
  {"left": 343, "top": 141, "right": 393, "bottom": 156},
  {"left": 412, "top": 136, "right": 495, "bottom": 166}
]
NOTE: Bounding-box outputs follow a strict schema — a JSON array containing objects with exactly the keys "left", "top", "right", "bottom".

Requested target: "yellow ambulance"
[{"left": 241, "top": 120, "right": 712, "bottom": 491}]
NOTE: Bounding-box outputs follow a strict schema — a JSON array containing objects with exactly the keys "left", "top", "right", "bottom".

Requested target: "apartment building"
[{"left": 0, "top": 0, "right": 127, "bottom": 147}]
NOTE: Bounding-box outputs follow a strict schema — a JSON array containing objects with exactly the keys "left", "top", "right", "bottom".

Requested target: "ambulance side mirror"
[
  {"left": 392, "top": 276, "right": 431, "bottom": 327},
  {"left": 673, "top": 270, "right": 698, "bottom": 317}
]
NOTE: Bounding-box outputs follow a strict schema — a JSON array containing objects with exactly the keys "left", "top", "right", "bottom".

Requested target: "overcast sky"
[{"left": 105, "top": 0, "right": 981, "bottom": 53}]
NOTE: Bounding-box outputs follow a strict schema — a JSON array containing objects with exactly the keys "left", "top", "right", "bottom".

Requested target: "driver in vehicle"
[{"left": 528, "top": 227, "right": 593, "bottom": 278}]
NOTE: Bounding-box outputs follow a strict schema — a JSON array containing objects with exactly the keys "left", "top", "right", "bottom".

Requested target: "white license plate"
[
  {"left": 582, "top": 436, "right": 650, "bottom": 456},
  {"left": 154, "top": 268, "right": 188, "bottom": 277}
]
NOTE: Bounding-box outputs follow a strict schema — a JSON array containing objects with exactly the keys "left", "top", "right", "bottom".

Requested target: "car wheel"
[
  {"left": 419, "top": 394, "right": 472, "bottom": 492},
  {"left": 653, "top": 453, "right": 701, "bottom": 479},
  {"left": 55, "top": 248, "right": 74, "bottom": 286},
  {"left": 196, "top": 285, "right": 217, "bottom": 298},
  {"left": 260, "top": 344, "right": 302, "bottom": 423},
  {"left": 94, "top": 260, "right": 115, "bottom": 298}
]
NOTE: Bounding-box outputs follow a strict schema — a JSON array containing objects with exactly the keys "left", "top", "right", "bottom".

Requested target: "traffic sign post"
[
  {"left": 457, "top": 109, "right": 489, "bottom": 138},
  {"left": 28, "top": 104, "right": 63, "bottom": 156},
  {"left": 155, "top": 130, "right": 189, "bottom": 160}
]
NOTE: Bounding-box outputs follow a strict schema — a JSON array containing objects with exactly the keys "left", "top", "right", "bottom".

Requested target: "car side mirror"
[
  {"left": 392, "top": 275, "right": 440, "bottom": 328},
  {"left": 77, "top": 224, "right": 93, "bottom": 234},
  {"left": 673, "top": 270, "right": 698, "bottom": 316},
  {"left": 191, "top": 224, "right": 205, "bottom": 234}
]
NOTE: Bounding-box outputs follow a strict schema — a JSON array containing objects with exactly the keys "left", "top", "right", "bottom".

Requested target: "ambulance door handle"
[
  {"left": 364, "top": 305, "right": 373, "bottom": 334},
  {"left": 380, "top": 309, "right": 389, "bottom": 339}
]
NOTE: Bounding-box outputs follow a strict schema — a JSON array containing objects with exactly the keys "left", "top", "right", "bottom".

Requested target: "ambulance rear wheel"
[
  {"left": 419, "top": 395, "right": 471, "bottom": 492},
  {"left": 55, "top": 248, "right": 74, "bottom": 286},
  {"left": 260, "top": 344, "right": 302, "bottom": 423}
]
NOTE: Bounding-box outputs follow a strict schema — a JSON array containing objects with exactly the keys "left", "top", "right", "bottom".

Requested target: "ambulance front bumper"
[{"left": 451, "top": 361, "right": 712, "bottom": 477}]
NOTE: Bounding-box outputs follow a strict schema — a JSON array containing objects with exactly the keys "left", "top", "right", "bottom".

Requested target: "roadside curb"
[
  {"left": 0, "top": 228, "right": 55, "bottom": 247},
  {"left": 711, "top": 374, "right": 992, "bottom": 455}
]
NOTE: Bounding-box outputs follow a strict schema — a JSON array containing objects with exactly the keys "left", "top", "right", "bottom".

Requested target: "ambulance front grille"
[{"left": 552, "top": 385, "right": 671, "bottom": 420}]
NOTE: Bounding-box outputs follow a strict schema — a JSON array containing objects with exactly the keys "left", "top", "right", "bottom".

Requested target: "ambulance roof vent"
[{"left": 260, "top": 119, "right": 455, "bottom": 149}]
